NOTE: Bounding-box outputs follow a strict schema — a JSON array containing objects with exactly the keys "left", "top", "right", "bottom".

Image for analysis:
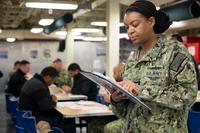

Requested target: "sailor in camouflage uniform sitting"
[{"left": 108, "top": 0, "right": 198, "bottom": 133}]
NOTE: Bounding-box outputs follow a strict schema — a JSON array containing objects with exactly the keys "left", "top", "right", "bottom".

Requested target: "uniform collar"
[{"left": 136, "top": 36, "right": 164, "bottom": 62}]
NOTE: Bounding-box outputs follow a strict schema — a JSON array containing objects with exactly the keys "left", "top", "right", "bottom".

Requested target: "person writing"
[
  {"left": 51, "top": 58, "right": 72, "bottom": 92},
  {"left": 67, "top": 63, "right": 99, "bottom": 101},
  {"left": 18, "top": 67, "right": 75, "bottom": 133},
  {"left": 108, "top": 0, "right": 198, "bottom": 132}
]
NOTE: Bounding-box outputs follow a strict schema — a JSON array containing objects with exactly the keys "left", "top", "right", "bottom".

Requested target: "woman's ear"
[{"left": 147, "top": 16, "right": 155, "bottom": 28}]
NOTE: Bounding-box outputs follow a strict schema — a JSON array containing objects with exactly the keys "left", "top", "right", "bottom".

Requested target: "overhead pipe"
[{"left": 160, "top": 0, "right": 200, "bottom": 21}]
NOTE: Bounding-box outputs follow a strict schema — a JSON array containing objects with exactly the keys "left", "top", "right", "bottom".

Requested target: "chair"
[
  {"left": 5, "top": 94, "right": 11, "bottom": 113},
  {"left": 15, "top": 125, "right": 25, "bottom": 133},
  {"left": 8, "top": 97, "right": 18, "bottom": 124},
  {"left": 16, "top": 109, "right": 31, "bottom": 127},
  {"left": 53, "top": 127, "right": 64, "bottom": 133},
  {"left": 96, "top": 95, "right": 106, "bottom": 105},
  {"left": 22, "top": 111, "right": 37, "bottom": 133},
  {"left": 188, "top": 102, "right": 200, "bottom": 133},
  {"left": 22, "top": 112, "right": 64, "bottom": 133}
]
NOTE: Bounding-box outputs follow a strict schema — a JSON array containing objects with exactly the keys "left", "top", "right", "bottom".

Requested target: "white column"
[
  {"left": 106, "top": 0, "right": 120, "bottom": 77},
  {"left": 65, "top": 23, "right": 74, "bottom": 67}
]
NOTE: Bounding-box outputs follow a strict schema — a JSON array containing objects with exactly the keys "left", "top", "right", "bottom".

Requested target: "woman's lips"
[{"left": 129, "top": 36, "right": 137, "bottom": 41}]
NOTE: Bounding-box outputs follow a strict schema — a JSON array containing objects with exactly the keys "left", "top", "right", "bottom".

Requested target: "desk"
[
  {"left": 56, "top": 101, "right": 114, "bottom": 118},
  {"left": 49, "top": 86, "right": 88, "bottom": 101},
  {"left": 56, "top": 93, "right": 88, "bottom": 101}
]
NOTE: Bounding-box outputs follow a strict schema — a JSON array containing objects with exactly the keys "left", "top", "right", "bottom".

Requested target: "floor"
[{"left": 0, "top": 93, "right": 15, "bottom": 133}]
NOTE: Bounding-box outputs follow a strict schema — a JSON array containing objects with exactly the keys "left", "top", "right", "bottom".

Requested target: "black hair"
[
  {"left": 41, "top": 66, "right": 59, "bottom": 77},
  {"left": 20, "top": 60, "right": 30, "bottom": 65},
  {"left": 125, "top": 0, "right": 172, "bottom": 34},
  {"left": 53, "top": 58, "right": 62, "bottom": 63},
  {"left": 68, "top": 63, "right": 81, "bottom": 71},
  {"left": 14, "top": 61, "right": 21, "bottom": 66},
  {"left": 172, "top": 34, "right": 183, "bottom": 42}
]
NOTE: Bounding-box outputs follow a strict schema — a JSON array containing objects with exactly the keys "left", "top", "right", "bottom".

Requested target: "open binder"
[{"left": 80, "top": 71, "right": 151, "bottom": 111}]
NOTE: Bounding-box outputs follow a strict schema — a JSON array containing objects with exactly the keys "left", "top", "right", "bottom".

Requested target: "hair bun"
[{"left": 154, "top": 10, "right": 172, "bottom": 33}]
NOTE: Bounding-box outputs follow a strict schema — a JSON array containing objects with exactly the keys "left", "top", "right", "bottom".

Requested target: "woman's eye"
[
  {"left": 125, "top": 26, "right": 129, "bottom": 30},
  {"left": 132, "top": 23, "right": 138, "bottom": 28}
]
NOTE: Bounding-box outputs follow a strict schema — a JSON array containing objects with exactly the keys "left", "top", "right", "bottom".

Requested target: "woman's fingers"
[
  {"left": 118, "top": 80, "right": 140, "bottom": 95},
  {"left": 111, "top": 91, "right": 127, "bottom": 102}
]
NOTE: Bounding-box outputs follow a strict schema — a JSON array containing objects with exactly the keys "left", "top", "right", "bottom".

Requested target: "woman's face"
[{"left": 124, "top": 12, "right": 155, "bottom": 45}]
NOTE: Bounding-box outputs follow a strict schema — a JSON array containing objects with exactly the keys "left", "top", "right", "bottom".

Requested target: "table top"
[
  {"left": 49, "top": 86, "right": 88, "bottom": 101},
  {"left": 56, "top": 101, "right": 114, "bottom": 118},
  {"left": 56, "top": 93, "right": 88, "bottom": 101}
]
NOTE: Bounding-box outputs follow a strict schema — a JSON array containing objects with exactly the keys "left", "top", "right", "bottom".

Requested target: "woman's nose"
[{"left": 127, "top": 26, "right": 135, "bottom": 35}]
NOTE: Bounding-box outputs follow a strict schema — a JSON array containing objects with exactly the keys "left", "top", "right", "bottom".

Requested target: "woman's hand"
[
  {"left": 111, "top": 90, "right": 127, "bottom": 102},
  {"left": 118, "top": 80, "right": 139, "bottom": 95}
]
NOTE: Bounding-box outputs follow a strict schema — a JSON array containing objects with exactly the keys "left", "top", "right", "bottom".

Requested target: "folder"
[{"left": 80, "top": 71, "right": 151, "bottom": 111}]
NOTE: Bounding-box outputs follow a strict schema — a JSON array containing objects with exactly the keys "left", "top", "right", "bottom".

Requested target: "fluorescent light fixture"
[
  {"left": 119, "top": 33, "right": 129, "bottom": 39},
  {"left": 156, "top": 6, "right": 160, "bottom": 10},
  {"left": 73, "top": 28, "right": 101, "bottom": 33},
  {"left": 30, "top": 28, "right": 43, "bottom": 34},
  {"left": 73, "top": 32, "right": 81, "bottom": 36},
  {"left": 91, "top": 22, "right": 107, "bottom": 26},
  {"left": 39, "top": 19, "right": 54, "bottom": 26},
  {"left": 83, "top": 37, "right": 107, "bottom": 41},
  {"left": 6, "top": 38, "right": 16, "bottom": 42},
  {"left": 55, "top": 31, "right": 81, "bottom": 36},
  {"left": 91, "top": 21, "right": 124, "bottom": 27},
  {"left": 25, "top": 2, "right": 78, "bottom": 10},
  {"left": 73, "top": 35, "right": 84, "bottom": 40},
  {"left": 55, "top": 31, "right": 67, "bottom": 36}
]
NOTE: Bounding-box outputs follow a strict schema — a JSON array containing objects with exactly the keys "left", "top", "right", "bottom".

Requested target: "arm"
[
  {"left": 111, "top": 98, "right": 130, "bottom": 119},
  {"left": 33, "top": 87, "right": 56, "bottom": 112},
  {"left": 111, "top": 63, "right": 132, "bottom": 119},
  {"left": 9, "top": 76, "right": 26, "bottom": 97}
]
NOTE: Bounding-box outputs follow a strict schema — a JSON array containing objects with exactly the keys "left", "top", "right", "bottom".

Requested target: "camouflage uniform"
[
  {"left": 87, "top": 116, "right": 117, "bottom": 133},
  {"left": 104, "top": 119, "right": 125, "bottom": 133},
  {"left": 56, "top": 69, "right": 72, "bottom": 86},
  {"left": 111, "top": 37, "right": 198, "bottom": 133}
]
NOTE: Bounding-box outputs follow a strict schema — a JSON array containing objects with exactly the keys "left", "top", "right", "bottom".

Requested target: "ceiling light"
[
  {"left": 25, "top": 2, "right": 78, "bottom": 10},
  {"left": 91, "top": 22, "right": 107, "bottom": 26},
  {"left": 0, "top": 29, "right": 2, "bottom": 34},
  {"left": 6, "top": 38, "right": 16, "bottom": 42},
  {"left": 73, "top": 28, "right": 100, "bottom": 33},
  {"left": 83, "top": 37, "right": 107, "bottom": 41},
  {"left": 156, "top": 6, "right": 160, "bottom": 10},
  {"left": 30, "top": 28, "right": 43, "bottom": 34},
  {"left": 73, "top": 35, "right": 84, "bottom": 40},
  {"left": 91, "top": 21, "right": 124, "bottom": 27},
  {"left": 73, "top": 32, "right": 81, "bottom": 36},
  {"left": 55, "top": 31, "right": 81, "bottom": 36},
  {"left": 55, "top": 31, "right": 67, "bottom": 36},
  {"left": 39, "top": 19, "right": 54, "bottom": 26}
]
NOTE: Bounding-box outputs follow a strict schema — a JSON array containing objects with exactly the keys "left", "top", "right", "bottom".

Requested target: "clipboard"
[{"left": 80, "top": 71, "right": 151, "bottom": 111}]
